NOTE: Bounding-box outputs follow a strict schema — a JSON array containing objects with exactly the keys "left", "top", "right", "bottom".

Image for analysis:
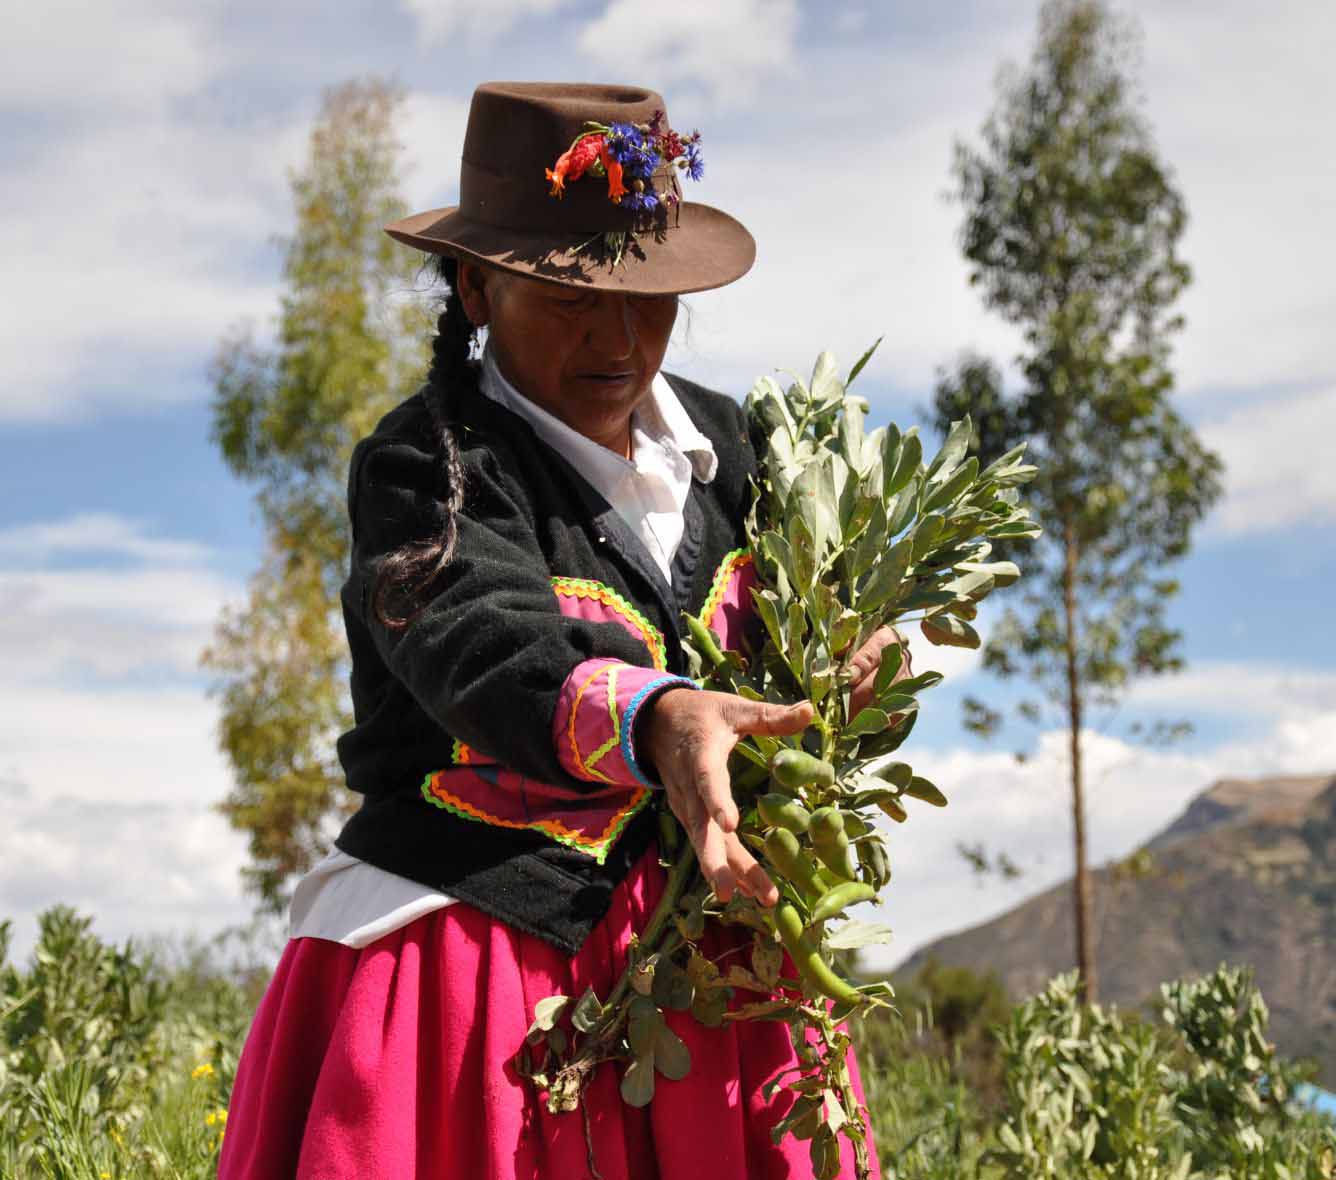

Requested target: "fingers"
[
  {"left": 724, "top": 696, "right": 815, "bottom": 738},
  {"left": 732, "top": 841, "right": 778, "bottom": 906},
  {"left": 693, "top": 747, "right": 740, "bottom": 833},
  {"left": 847, "top": 626, "right": 899, "bottom": 684},
  {"left": 689, "top": 813, "right": 778, "bottom": 907}
]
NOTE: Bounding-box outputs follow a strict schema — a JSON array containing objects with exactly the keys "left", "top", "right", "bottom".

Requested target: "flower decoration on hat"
[{"left": 545, "top": 110, "right": 703, "bottom": 214}]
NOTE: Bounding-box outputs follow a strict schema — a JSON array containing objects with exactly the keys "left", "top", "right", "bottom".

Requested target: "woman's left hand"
[{"left": 846, "top": 627, "right": 912, "bottom": 717}]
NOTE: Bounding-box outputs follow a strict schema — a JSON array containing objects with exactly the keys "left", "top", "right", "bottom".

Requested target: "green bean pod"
[
  {"left": 809, "top": 881, "right": 876, "bottom": 924},
  {"left": 813, "top": 828, "right": 858, "bottom": 881},
  {"left": 858, "top": 839, "right": 891, "bottom": 889},
  {"left": 757, "top": 793, "right": 811, "bottom": 834},
  {"left": 773, "top": 902, "right": 864, "bottom": 1005},
  {"left": 877, "top": 795, "right": 908, "bottom": 824},
  {"left": 808, "top": 806, "right": 845, "bottom": 843},
  {"left": 763, "top": 828, "right": 824, "bottom": 899},
  {"left": 769, "top": 749, "right": 836, "bottom": 791},
  {"left": 684, "top": 612, "right": 726, "bottom": 671}
]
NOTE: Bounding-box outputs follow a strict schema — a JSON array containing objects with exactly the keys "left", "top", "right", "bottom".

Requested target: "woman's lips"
[{"left": 575, "top": 370, "right": 638, "bottom": 389}]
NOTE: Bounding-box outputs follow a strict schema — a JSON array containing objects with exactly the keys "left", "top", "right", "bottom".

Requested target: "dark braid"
[{"left": 371, "top": 255, "right": 476, "bottom": 629}]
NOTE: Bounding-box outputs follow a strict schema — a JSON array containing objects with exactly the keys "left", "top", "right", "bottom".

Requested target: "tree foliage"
[
  {"left": 933, "top": 0, "right": 1223, "bottom": 999},
  {"left": 204, "top": 78, "right": 430, "bottom": 909}
]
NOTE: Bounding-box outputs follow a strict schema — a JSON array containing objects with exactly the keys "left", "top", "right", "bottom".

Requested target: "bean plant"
[{"left": 515, "top": 349, "right": 1041, "bottom": 1179}]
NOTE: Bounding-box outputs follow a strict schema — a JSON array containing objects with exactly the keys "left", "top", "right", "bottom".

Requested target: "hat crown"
[
  {"left": 463, "top": 81, "right": 666, "bottom": 167},
  {"left": 459, "top": 82, "right": 670, "bottom": 234}
]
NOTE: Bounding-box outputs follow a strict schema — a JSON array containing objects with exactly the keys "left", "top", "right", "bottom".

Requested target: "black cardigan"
[{"left": 333, "top": 371, "right": 756, "bottom": 953}]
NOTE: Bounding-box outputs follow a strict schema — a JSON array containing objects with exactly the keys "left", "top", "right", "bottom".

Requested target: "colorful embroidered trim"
[
  {"left": 701, "top": 548, "right": 753, "bottom": 631},
  {"left": 551, "top": 576, "right": 668, "bottom": 671},
  {"left": 620, "top": 675, "right": 699, "bottom": 789},
  {"left": 565, "top": 662, "right": 621, "bottom": 784},
  {"left": 450, "top": 738, "right": 480, "bottom": 766},
  {"left": 420, "top": 769, "right": 650, "bottom": 863}
]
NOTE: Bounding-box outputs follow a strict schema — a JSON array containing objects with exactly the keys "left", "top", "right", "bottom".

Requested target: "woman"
[{"left": 220, "top": 81, "right": 894, "bottom": 1180}]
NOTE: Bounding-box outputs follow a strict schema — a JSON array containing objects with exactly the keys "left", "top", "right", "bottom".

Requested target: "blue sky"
[{"left": 2, "top": 0, "right": 1334, "bottom": 966}]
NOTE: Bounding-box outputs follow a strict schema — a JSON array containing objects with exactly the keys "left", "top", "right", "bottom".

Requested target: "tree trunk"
[{"left": 1062, "top": 516, "right": 1097, "bottom": 1002}]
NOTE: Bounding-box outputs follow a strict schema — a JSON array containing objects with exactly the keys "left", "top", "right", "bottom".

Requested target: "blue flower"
[
  {"left": 624, "top": 187, "right": 660, "bottom": 213},
  {"left": 606, "top": 122, "right": 660, "bottom": 178},
  {"left": 605, "top": 123, "right": 643, "bottom": 163},
  {"left": 684, "top": 143, "right": 704, "bottom": 182}
]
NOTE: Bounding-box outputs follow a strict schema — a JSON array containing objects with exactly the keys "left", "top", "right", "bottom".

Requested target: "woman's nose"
[{"left": 584, "top": 295, "right": 636, "bottom": 359}]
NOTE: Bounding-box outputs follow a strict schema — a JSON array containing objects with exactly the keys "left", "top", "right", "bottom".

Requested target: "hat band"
[{"left": 459, "top": 157, "right": 682, "bottom": 236}]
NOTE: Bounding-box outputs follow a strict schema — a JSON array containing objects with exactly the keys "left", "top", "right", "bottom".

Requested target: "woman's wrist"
[{"left": 629, "top": 684, "right": 697, "bottom": 788}]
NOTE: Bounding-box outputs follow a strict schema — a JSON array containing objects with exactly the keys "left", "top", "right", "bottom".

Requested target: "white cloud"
[
  {"left": 1126, "top": 661, "right": 1336, "bottom": 721},
  {"left": 0, "top": 567, "right": 235, "bottom": 680},
  {"left": 398, "top": 0, "right": 569, "bottom": 44},
  {"left": 0, "top": 97, "right": 307, "bottom": 420},
  {"left": 2, "top": 0, "right": 219, "bottom": 110},
  {"left": 0, "top": 514, "right": 254, "bottom": 959},
  {"left": 577, "top": 0, "right": 800, "bottom": 106},
  {"left": 0, "top": 5, "right": 310, "bottom": 423},
  {"left": 0, "top": 768, "right": 253, "bottom": 962},
  {"left": 0, "top": 513, "right": 240, "bottom": 681},
  {"left": 0, "top": 513, "right": 211, "bottom": 566},
  {"left": 398, "top": 92, "right": 473, "bottom": 211},
  {"left": 1133, "top": 0, "right": 1336, "bottom": 396},
  {"left": 1198, "top": 384, "right": 1336, "bottom": 535}
]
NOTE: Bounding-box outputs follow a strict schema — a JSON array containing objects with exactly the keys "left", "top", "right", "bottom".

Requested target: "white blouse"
[{"left": 288, "top": 355, "right": 719, "bottom": 947}]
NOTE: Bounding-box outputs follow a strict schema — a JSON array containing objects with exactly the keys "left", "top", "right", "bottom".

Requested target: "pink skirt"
[{"left": 219, "top": 845, "right": 879, "bottom": 1179}]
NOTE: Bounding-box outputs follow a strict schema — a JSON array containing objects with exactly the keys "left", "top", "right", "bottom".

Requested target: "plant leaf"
[
  {"left": 921, "top": 614, "right": 981, "bottom": 649},
  {"left": 620, "top": 1055, "right": 656, "bottom": 1107},
  {"left": 825, "top": 920, "right": 894, "bottom": 951},
  {"left": 571, "top": 987, "right": 602, "bottom": 1034},
  {"left": 885, "top": 431, "right": 922, "bottom": 499},
  {"left": 905, "top": 776, "right": 948, "bottom": 807},
  {"left": 923, "top": 456, "right": 980, "bottom": 515},
  {"left": 858, "top": 537, "right": 913, "bottom": 614},
  {"left": 525, "top": 994, "right": 568, "bottom": 1042},
  {"left": 927, "top": 416, "right": 972, "bottom": 480},
  {"left": 787, "top": 512, "right": 817, "bottom": 593},
  {"left": 653, "top": 1023, "right": 692, "bottom": 1081},
  {"left": 846, "top": 336, "right": 883, "bottom": 387},
  {"left": 846, "top": 707, "right": 890, "bottom": 736},
  {"left": 871, "top": 637, "right": 904, "bottom": 695}
]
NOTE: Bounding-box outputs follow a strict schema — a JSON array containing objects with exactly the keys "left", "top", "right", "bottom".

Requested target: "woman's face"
[{"left": 456, "top": 262, "right": 678, "bottom": 454}]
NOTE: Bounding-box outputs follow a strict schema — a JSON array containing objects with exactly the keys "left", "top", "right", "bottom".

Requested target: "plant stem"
[{"left": 605, "top": 842, "right": 698, "bottom": 1014}]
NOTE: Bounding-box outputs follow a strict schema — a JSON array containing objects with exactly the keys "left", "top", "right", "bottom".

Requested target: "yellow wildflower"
[{"left": 191, "top": 1062, "right": 215, "bottom": 1080}]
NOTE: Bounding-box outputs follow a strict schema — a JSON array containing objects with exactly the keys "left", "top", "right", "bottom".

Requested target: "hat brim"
[{"left": 384, "top": 202, "right": 755, "bottom": 296}]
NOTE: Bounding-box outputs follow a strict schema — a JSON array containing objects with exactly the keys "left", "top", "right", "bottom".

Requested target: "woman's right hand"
[{"left": 640, "top": 689, "right": 815, "bottom": 907}]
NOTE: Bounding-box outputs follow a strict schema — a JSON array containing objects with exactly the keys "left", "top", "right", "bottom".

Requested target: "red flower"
[
  {"left": 598, "top": 143, "right": 627, "bottom": 203},
  {"left": 546, "top": 133, "right": 605, "bottom": 198},
  {"left": 657, "top": 129, "right": 684, "bottom": 161}
]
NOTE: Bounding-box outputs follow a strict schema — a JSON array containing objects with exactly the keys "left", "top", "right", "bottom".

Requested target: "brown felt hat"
[{"left": 385, "top": 81, "right": 756, "bottom": 296}]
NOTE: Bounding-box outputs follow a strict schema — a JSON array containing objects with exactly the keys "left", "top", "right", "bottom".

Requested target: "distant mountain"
[{"left": 896, "top": 773, "right": 1336, "bottom": 1082}]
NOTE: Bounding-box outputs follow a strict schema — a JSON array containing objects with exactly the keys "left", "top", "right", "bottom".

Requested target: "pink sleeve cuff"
[{"left": 554, "top": 658, "right": 698, "bottom": 788}]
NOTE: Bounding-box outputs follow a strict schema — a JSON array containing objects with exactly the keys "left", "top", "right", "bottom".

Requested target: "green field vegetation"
[{"left": 3, "top": 908, "right": 1332, "bottom": 1179}]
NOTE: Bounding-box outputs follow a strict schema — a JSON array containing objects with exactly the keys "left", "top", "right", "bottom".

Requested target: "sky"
[{"left": 2, "top": 0, "right": 1334, "bottom": 971}]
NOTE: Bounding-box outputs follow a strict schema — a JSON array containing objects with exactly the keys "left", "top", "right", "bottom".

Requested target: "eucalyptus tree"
[
  {"left": 205, "top": 79, "right": 429, "bottom": 908},
  {"left": 933, "top": 0, "right": 1222, "bottom": 999}
]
